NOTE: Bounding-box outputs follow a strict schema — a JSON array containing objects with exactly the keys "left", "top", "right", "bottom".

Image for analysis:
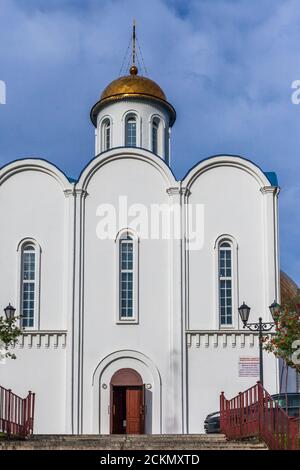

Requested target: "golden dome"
[
  {"left": 90, "top": 65, "right": 176, "bottom": 127},
  {"left": 280, "top": 271, "right": 299, "bottom": 304},
  {"left": 100, "top": 66, "right": 167, "bottom": 102}
]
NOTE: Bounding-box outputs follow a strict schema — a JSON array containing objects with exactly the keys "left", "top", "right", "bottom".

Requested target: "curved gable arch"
[
  {"left": 0, "top": 159, "right": 73, "bottom": 192},
  {"left": 182, "top": 155, "right": 271, "bottom": 191},
  {"left": 76, "top": 147, "right": 177, "bottom": 191}
]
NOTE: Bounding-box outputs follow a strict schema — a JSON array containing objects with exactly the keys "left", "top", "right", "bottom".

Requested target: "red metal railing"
[
  {"left": 0, "top": 386, "right": 35, "bottom": 438},
  {"left": 220, "top": 381, "right": 300, "bottom": 450}
]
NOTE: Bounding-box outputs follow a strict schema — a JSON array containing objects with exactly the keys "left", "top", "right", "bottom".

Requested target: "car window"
[
  {"left": 277, "top": 398, "right": 286, "bottom": 407},
  {"left": 273, "top": 394, "right": 300, "bottom": 408},
  {"left": 289, "top": 397, "right": 300, "bottom": 406}
]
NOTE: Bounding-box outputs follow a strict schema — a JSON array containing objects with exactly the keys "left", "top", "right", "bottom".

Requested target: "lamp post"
[
  {"left": 4, "top": 303, "right": 16, "bottom": 322},
  {"left": 238, "top": 301, "right": 279, "bottom": 386}
]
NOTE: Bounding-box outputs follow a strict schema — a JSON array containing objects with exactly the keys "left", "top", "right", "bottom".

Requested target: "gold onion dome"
[
  {"left": 100, "top": 65, "right": 166, "bottom": 102},
  {"left": 280, "top": 271, "right": 299, "bottom": 304},
  {"left": 90, "top": 65, "right": 176, "bottom": 126}
]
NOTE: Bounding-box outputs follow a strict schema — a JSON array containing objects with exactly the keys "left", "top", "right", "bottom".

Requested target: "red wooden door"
[{"left": 126, "top": 386, "right": 145, "bottom": 434}]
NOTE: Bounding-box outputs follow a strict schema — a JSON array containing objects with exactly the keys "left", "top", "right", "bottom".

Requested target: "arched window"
[
  {"left": 219, "top": 241, "right": 233, "bottom": 326},
  {"left": 125, "top": 115, "right": 137, "bottom": 147},
  {"left": 21, "top": 243, "right": 36, "bottom": 328},
  {"left": 102, "top": 118, "right": 111, "bottom": 151},
  {"left": 115, "top": 230, "right": 139, "bottom": 324},
  {"left": 152, "top": 118, "right": 159, "bottom": 154},
  {"left": 119, "top": 234, "right": 134, "bottom": 320}
]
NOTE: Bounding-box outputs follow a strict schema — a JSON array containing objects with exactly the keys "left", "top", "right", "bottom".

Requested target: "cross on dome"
[{"left": 90, "top": 21, "right": 176, "bottom": 127}]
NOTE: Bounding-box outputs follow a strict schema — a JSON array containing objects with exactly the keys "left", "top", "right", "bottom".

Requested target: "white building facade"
[{"left": 0, "top": 63, "right": 280, "bottom": 434}]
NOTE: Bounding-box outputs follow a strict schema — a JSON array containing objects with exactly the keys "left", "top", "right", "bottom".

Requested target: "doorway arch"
[
  {"left": 92, "top": 350, "right": 162, "bottom": 434},
  {"left": 111, "top": 368, "right": 143, "bottom": 386},
  {"left": 110, "top": 368, "right": 144, "bottom": 434}
]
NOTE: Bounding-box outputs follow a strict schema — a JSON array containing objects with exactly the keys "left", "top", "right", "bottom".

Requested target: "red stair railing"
[
  {"left": 220, "top": 381, "right": 300, "bottom": 450},
  {"left": 0, "top": 385, "right": 35, "bottom": 438}
]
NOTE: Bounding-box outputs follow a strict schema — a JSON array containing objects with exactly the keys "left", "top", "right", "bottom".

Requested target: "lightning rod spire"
[{"left": 130, "top": 19, "right": 138, "bottom": 75}]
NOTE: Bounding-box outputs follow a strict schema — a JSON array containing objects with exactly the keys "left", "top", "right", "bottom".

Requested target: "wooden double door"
[{"left": 111, "top": 385, "right": 145, "bottom": 434}]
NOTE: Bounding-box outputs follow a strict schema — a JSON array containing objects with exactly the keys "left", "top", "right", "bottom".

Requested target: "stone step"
[
  {"left": 0, "top": 433, "right": 263, "bottom": 440},
  {"left": 0, "top": 434, "right": 267, "bottom": 450},
  {"left": 31, "top": 433, "right": 228, "bottom": 441}
]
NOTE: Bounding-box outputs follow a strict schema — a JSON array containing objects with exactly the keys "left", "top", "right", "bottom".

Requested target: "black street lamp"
[
  {"left": 4, "top": 303, "right": 16, "bottom": 322},
  {"left": 238, "top": 301, "right": 278, "bottom": 386},
  {"left": 269, "top": 300, "right": 281, "bottom": 320}
]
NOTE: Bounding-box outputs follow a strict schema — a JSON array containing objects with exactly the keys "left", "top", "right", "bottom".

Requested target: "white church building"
[{"left": 0, "top": 42, "right": 280, "bottom": 434}]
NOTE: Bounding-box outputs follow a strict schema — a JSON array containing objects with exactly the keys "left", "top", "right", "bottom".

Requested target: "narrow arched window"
[
  {"left": 125, "top": 116, "right": 137, "bottom": 147},
  {"left": 21, "top": 243, "right": 36, "bottom": 328},
  {"left": 119, "top": 235, "right": 134, "bottom": 320},
  {"left": 219, "top": 241, "right": 233, "bottom": 326},
  {"left": 102, "top": 119, "right": 111, "bottom": 151},
  {"left": 152, "top": 118, "right": 159, "bottom": 154}
]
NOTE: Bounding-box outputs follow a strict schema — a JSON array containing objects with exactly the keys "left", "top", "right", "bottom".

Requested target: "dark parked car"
[
  {"left": 204, "top": 411, "right": 220, "bottom": 433},
  {"left": 271, "top": 393, "right": 300, "bottom": 418}
]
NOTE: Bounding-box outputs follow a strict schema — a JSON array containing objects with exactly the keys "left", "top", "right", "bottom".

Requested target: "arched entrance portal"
[{"left": 110, "top": 368, "right": 145, "bottom": 434}]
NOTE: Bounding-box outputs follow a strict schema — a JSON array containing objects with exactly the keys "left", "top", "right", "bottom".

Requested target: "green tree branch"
[{"left": 0, "top": 316, "right": 22, "bottom": 360}]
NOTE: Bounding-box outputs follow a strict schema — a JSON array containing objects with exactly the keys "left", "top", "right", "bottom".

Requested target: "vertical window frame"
[
  {"left": 219, "top": 242, "right": 233, "bottom": 327},
  {"left": 125, "top": 115, "right": 137, "bottom": 147},
  {"left": 119, "top": 237, "right": 134, "bottom": 320},
  {"left": 115, "top": 229, "right": 139, "bottom": 324},
  {"left": 149, "top": 114, "right": 165, "bottom": 158},
  {"left": 152, "top": 118, "right": 159, "bottom": 155},
  {"left": 100, "top": 117, "right": 112, "bottom": 152},
  {"left": 214, "top": 235, "right": 238, "bottom": 330},
  {"left": 122, "top": 111, "right": 141, "bottom": 148},
  {"left": 17, "top": 238, "right": 41, "bottom": 330}
]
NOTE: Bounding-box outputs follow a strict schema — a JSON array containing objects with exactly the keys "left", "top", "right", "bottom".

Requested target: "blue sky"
[{"left": 0, "top": 0, "right": 300, "bottom": 285}]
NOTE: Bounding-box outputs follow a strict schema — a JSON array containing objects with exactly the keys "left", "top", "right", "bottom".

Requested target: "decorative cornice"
[
  {"left": 167, "top": 187, "right": 191, "bottom": 197},
  {"left": 260, "top": 186, "right": 279, "bottom": 195},
  {"left": 64, "top": 188, "right": 75, "bottom": 198},
  {"left": 75, "top": 188, "right": 88, "bottom": 198},
  {"left": 10, "top": 331, "right": 67, "bottom": 349},
  {"left": 186, "top": 330, "right": 274, "bottom": 349},
  {"left": 62, "top": 187, "right": 89, "bottom": 199},
  {"left": 90, "top": 94, "right": 176, "bottom": 127}
]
